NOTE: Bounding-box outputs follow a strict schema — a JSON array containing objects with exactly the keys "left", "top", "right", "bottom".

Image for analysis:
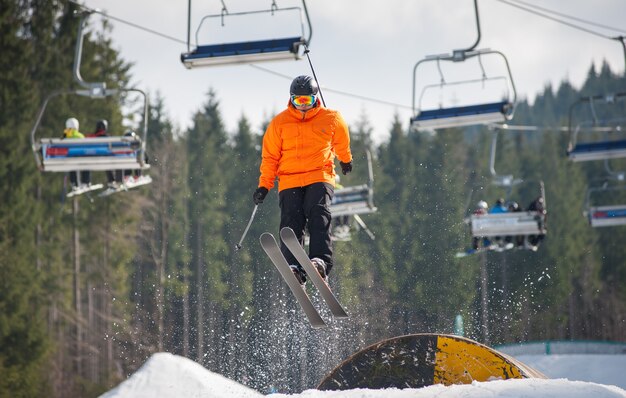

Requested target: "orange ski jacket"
[{"left": 258, "top": 100, "right": 352, "bottom": 192}]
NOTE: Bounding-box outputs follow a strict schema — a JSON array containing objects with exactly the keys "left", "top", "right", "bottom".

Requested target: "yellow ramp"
[{"left": 318, "top": 333, "right": 545, "bottom": 391}]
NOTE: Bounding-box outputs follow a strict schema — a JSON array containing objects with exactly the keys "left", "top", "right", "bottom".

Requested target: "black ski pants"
[
  {"left": 69, "top": 170, "right": 90, "bottom": 187},
  {"left": 279, "top": 182, "right": 334, "bottom": 274}
]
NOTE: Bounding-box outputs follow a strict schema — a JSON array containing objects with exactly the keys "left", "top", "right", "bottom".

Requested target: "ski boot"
[
  {"left": 289, "top": 265, "right": 307, "bottom": 285},
  {"left": 311, "top": 258, "right": 328, "bottom": 284}
]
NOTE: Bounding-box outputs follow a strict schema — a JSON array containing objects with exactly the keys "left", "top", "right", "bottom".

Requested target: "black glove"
[
  {"left": 252, "top": 187, "right": 268, "bottom": 205},
  {"left": 339, "top": 161, "right": 352, "bottom": 175}
]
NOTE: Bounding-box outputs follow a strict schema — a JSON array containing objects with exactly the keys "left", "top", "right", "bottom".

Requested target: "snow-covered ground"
[{"left": 100, "top": 351, "right": 626, "bottom": 398}]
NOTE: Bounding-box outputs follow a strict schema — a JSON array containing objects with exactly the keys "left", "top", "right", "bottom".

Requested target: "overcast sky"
[{"left": 78, "top": 0, "right": 626, "bottom": 143}]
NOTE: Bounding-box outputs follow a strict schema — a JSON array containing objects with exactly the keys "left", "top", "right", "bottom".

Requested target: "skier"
[
  {"left": 489, "top": 198, "right": 508, "bottom": 214},
  {"left": 253, "top": 75, "right": 353, "bottom": 284},
  {"left": 526, "top": 196, "right": 546, "bottom": 249},
  {"left": 471, "top": 200, "right": 490, "bottom": 250},
  {"left": 86, "top": 119, "right": 116, "bottom": 188},
  {"left": 489, "top": 198, "right": 507, "bottom": 246},
  {"left": 121, "top": 130, "right": 148, "bottom": 184},
  {"left": 506, "top": 200, "right": 524, "bottom": 247},
  {"left": 62, "top": 117, "right": 91, "bottom": 191}
]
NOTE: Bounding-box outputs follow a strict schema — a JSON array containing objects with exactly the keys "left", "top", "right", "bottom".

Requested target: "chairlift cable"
[
  {"left": 70, "top": 1, "right": 187, "bottom": 46},
  {"left": 68, "top": 1, "right": 413, "bottom": 112},
  {"left": 494, "top": 0, "right": 618, "bottom": 40},
  {"left": 502, "top": 0, "right": 626, "bottom": 35},
  {"left": 249, "top": 64, "right": 412, "bottom": 110}
]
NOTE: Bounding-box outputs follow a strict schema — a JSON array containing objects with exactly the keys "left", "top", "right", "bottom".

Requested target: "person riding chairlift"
[
  {"left": 62, "top": 117, "right": 91, "bottom": 190},
  {"left": 86, "top": 119, "right": 116, "bottom": 188}
]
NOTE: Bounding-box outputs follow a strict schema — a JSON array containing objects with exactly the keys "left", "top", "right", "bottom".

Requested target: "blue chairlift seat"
[
  {"left": 588, "top": 205, "right": 626, "bottom": 227},
  {"left": 330, "top": 184, "right": 377, "bottom": 218},
  {"left": 567, "top": 139, "right": 626, "bottom": 162},
  {"left": 181, "top": 36, "right": 304, "bottom": 68},
  {"left": 40, "top": 136, "right": 148, "bottom": 172},
  {"left": 411, "top": 100, "right": 512, "bottom": 130}
]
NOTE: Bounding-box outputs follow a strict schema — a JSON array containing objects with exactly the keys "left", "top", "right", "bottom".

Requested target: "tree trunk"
[
  {"left": 72, "top": 197, "right": 82, "bottom": 377},
  {"left": 183, "top": 260, "right": 190, "bottom": 357},
  {"left": 196, "top": 221, "right": 204, "bottom": 361}
]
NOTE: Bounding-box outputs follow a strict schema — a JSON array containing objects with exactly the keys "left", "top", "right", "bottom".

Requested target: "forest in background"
[{"left": 1, "top": 2, "right": 626, "bottom": 397}]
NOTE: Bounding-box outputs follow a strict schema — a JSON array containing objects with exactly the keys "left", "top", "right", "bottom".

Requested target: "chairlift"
[
  {"left": 181, "top": 0, "right": 312, "bottom": 68},
  {"left": 566, "top": 93, "right": 626, "bottom": 162},
  {"left": 466, "top": 181, "right": 546, "bottom": 239},
  {"left": 410, "top": 0, "right": 517, "bottom": 131},
  {"left": 465, "top": 127, "right": 541, "bottom": 237},
  {"left": 459, "top": 175, "right": 546, "bottom": 258},
  {"left": 584, "top": 183, "right": 626, "bottom": 227},
  {"left": 329, "top": 150, "right": 377, "bottom": 241},
  {"left": 30, "top": 11, "right": 150, "bottom": 175}
]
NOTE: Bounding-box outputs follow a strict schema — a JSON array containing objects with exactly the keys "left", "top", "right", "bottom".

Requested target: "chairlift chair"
[
  {"left": 586, "top": 204, "right": 626, "bottom": 227},
  {"left": 30, "top": 11, "right": 150, "bottom": 174},
  {"left": 466, "top": 181, "right": 547, "bottom": 240},
  {"left": 328, "top": 150, "right": 377, "bottom": 241},
  {"left": 181, "top": 0, "right": 312, "bottom": 68},
  {"left": 410, "top": 0, "right": 517, "bottom": 131},
  {"left": 584, "top": 181, "right": 626, "bottom": 227},
  {"left": 567, "top": 93, "right": 626, "bottom": 162},
  {"left": 410, "top": 49, "right": 517, "bottom": 131}
]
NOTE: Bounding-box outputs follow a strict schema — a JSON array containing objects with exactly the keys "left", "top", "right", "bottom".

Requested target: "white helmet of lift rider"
[
  {"left": 477, "top": 200, "right": 488, "bottom": 210},
  {"left": 65, "top": 117, "right": 79, "bottom": 130}
]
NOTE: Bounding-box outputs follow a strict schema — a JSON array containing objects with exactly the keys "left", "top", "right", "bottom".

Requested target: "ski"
[
  {"left": 259, "top": 232, "right": 326, "bottom": 329},
  {"left": 67, "top": 183, "right": 104, "bottom": 198},
  {"left": 280, "top": 227, "right": 349, "bottom": 319},
  {"left": 455, "top": 242, "right": 516, "bottom": 258},
  {"left": 99, "top": 176, "right": 153, "bottom": 197}
]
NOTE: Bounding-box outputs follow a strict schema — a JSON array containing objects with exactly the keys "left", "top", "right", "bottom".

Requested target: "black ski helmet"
[
  {"left": 290, "top": 75, "right": 319, "bottom": 96},
  {"left": 96, "top": 119, "right": 108, "bottom": 131}
]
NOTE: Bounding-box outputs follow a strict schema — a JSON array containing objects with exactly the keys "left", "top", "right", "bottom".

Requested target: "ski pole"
[{"left": 234, "top": 205, "right": 258, "bottom": 251}]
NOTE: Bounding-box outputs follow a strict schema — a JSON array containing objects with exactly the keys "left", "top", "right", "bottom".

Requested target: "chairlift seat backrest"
[
  {"left": 39, "top": 136, "right": 148, "bottom": 172},
  {"left": 567, "top": 139, "right": 626, "bottom": 162},
  {"left": 330, "top": 184, "right": 377, "bottom": 217},
  {"left": 469, "top": 211, "right": 546, "bottom": 237}
]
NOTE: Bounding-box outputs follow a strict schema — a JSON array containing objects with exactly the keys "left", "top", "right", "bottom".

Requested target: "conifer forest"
[{"left": 1, "top": 2, "right": 626, "bottom": 397}]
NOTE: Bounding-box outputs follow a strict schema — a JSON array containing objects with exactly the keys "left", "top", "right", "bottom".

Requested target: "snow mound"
[
  {"left": 98, "top": 352, "right": 262, "bottom": 398},
  {"left": 518, "top": 354, "right": 626, "bottom": 390},
  {"left": 273, "top": 379, "right": 626, "bottom": 397},
  {"left": 99, "top": 352, "right": 626, "bottom": 398}
]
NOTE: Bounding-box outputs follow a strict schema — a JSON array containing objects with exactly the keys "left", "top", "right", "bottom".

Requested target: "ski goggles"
[{"left": 291, "top": 94, "right": 316, "bottom": 107}]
